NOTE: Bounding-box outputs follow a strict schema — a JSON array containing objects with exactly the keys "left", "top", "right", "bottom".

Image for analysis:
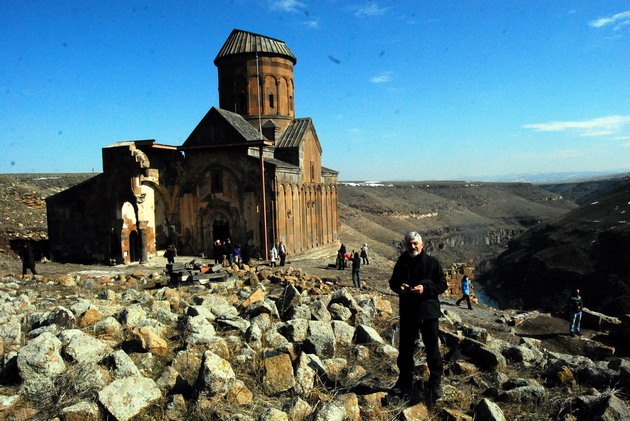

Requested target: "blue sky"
[{"left": 1, "top": 0, "right": 629, "bottom": 181}]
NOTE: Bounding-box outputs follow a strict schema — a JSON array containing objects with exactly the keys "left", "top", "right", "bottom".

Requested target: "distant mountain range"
[
  {"left": 457, "top": 170, "right": 630, "bottom": 184},
  {"left": 348, "top": 170, "right": 630, "bottom": 184}
]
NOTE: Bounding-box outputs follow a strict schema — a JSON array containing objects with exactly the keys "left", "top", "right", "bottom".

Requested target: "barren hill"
[
  {"left": 338, "top": 181, "right": 576, "bottom": 266},
  {"left": 0, "top": 174, "right": 578, "bottom": 270},
  {"left": 481, "top": 178, "right": 630, "bottom": 316}
]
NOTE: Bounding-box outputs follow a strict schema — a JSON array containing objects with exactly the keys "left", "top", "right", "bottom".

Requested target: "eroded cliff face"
[
  {"left": 481, "top": 179, "right": 630, "bottom": 316},
  {"left": 338, "top": 181, "right": 576, "bottom": 266}
]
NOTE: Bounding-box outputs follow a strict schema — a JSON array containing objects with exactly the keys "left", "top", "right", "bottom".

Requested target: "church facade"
[{"left": 46, "top": 29, "right": 339, "bottom": 264}]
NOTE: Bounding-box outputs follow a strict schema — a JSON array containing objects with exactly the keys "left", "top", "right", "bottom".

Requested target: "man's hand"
[
  {"left": 410, "top": 284, "right": 424, "bottom": 294},
  {"left": 400, "top": 283, "right": 424, "bottom": 294}
]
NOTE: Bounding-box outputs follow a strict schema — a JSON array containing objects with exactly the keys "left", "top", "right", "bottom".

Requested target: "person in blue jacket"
[
  {"left": 456, "top": 275, "right": 473, "bottom": 310},
  {"left": 568, "top": 289, "right": 583, "bottom": 337}
]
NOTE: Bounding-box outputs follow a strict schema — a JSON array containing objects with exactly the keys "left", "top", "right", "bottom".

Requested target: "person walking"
[
  {"left": 360, "top": 243, "right": 369, "bottom": 265},
  {"left": 351, "top": 251, "right": 362, "bottom": 288},
  {"left": 389, "top": 231, "right": 447, "bottom": 400},
  {"left": 456, "top": 275, "right": 473, "bottom": 310},
  {"left": 270, "top": 244, "right": 278, "bottom": 268},
  {"left": 164, "top": 244, "right": 177, "bottom": 264},
  {"left": 224, "top": 239, "right": 234, "bottom": 266},
  {"left": 279, "top": 241, "right": 287, "bottom": 266},
  {"left": 568, "top": 289, "right": 583, "bottom": 337},
  {"left": 234, "top": 244, "right": 242, "bottom": 266},
  {"left": 338, "top": 244, "right": 347, "bottom": 270},
  {"left": 20, "top": 242, "right": 37, "bottom": 277}
]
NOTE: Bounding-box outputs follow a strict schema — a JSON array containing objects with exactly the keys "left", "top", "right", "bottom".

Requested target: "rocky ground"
[{"left": 1, "top": 252, "right": 629, "bottom": 420}]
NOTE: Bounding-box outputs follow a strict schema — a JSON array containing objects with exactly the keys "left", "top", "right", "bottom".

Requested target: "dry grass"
[{"left": 27, "top": 362, "right": 100, "bottom": 418}]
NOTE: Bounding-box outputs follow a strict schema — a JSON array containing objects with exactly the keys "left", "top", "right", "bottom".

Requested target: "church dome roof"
[{"left": 214, "top": 29, "right": 297, "bottom": 65}]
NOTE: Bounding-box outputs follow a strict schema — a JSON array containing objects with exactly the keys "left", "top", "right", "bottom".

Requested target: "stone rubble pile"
[{"left": 0, "top": 264, "right": 629, "bottom": 420}]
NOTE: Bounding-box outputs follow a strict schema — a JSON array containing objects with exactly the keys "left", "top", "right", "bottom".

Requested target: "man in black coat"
[
  {"left": 389, "top": 231, "right": 447, "bottom": 399},
  {"left": 20, "top": 242, "right": 37, "bottom": 277}
]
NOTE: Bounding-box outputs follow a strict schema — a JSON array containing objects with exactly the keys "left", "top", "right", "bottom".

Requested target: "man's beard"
[{"left": 407, "top": 250, "right": 419, "bottom": 257}]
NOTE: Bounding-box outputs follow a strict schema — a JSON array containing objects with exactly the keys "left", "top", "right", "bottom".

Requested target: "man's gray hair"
[{"left": 404, "top": 231, "right": 422, "bottom": 243}]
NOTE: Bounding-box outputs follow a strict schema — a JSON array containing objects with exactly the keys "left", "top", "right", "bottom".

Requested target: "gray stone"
[
  {"left": 303, "top": 334, "right": 336, "bottom": 359},
  {"left": 462, "top": 337, "right": 507, "bottom": 371},
  {"left": 329, "top": 288, "right": 361, "bottom": 313},
  {"left": 199, "top": 350, "right": 236, "bottom": 397},
  {"left": 92, "top": 316, "right": 123, "bottom": 336},
  {"left": 17, "top": 332, "right": 66, "bottom": 382},
  {"left": 98, "top": 376, "right": 161, "bottom": 421},
  {"left": 216, "top": 315, "right": 251, "bottom": 333},
  {"left": 313, "top": 393, "right": 360, "bottom": 421},
  {"left": 277, "top": 283, "right": 302, "bottom": 317},
  {"left": 106, "top": 349, "right": 141, "bottom": 378},
  {"left": 329, "top": 303, "right": 352, "bottom": 321},
  {"left": 577, "top": 365, "right": 619, "bottom": 389},
  {"left": 70, "top": 299, "right": 93, "bottom": 317},
  {"left": 120, "top": 303, "right": 146, "bottom": 328},
  {"left": 353, "top": 324, "right": 385, "bottom": 344},
  {"left": 311, "top": 297, "right": 332, "bottom": 322},
  {"left": 184, "top": 315, "right": 216, "bottom": 344},
  {"left": 283, "top": 318, "right": 309, "bottom": 343},
  {"left": 259, "top": 408, "right": 289, "bottom": 421},
  {"left": 474, "top": 398, "right": 506, "bottom": 421},
  {"left": 59, "top": 329, "right": 112, "bottom": 364},
  {"left": 60, "top": 401, "right": 100, "bottom": 421},
  {"left": 294, "top": 353, "right": 328, "bottom": 396},
  {"left": 201, "top": 295, "right": 238, "bottom": 318},
  {"left": 331, "top": 320, "right": 355, "bottom": 346},
  {"left": 282, "top": 396, "right": 313, "bottom": 421},
  {"left": 244, "top": 299, "right": 280, "bottom": 319},
  {"left": 186, "top": 305, "right": 217, "bottom": 322},
  {"left": 497, "top": 385, "right": 546, "bottom": 403},
  {"left": 286, "top": 304, "right": 311, "bottom": 320}
]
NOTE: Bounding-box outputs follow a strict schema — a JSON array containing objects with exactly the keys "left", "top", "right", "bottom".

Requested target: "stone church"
[{"left": 46, "top": 29, "right": 339, "bottom": 264}]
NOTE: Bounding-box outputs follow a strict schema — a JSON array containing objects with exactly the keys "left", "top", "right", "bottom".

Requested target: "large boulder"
[
  {"left": 199, "top": 350, "right": 235, "bottom": 397},
  {"left": 17, "top": 332, "right": 66, "bottom": 383},
  {"left": 98, "top": 376, "right": 161, "bottom": 421}
]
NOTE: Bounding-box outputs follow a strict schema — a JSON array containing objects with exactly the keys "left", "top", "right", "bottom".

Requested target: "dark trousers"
[
  {"left": 397, "top": 317, "right": 442, "bottom": 387},
  {"left": 22, "top": 263, "right": 37, "bottom": 276},
  {"left": 280, "top": 254, "right": 286, "bottom": 266},
  {"left": 456, "top": 294, "right": 472, "bottom": 309}
]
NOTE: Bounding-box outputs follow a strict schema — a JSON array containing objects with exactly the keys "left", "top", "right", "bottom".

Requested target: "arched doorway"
[
  {"left": 213, "top": 219, "right": 230, "bottom": 244},
  {"left": 203, "top": 210, "right": 233, "bottom": 258},
  {"left": 129, "top": 230, "right": 140, "bottom": 262}
]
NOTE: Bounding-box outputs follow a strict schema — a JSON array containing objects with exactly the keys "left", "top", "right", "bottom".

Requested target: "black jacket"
[
  {"left": 568, "top": 294, "right": 583, "bottom": 312},
  {"left": 351, "top": 254, "right": 361, "bottom": 270},
  {"left": 389, "top": 250, "right": 447, "bottom": 320}
]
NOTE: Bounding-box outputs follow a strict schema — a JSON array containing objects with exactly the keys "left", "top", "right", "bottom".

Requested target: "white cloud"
[
  {"left": 269, "top": 0, "right": 305, "bottom": 13},
  {"left": 589, "top": 10, "right": 630, "bottom": 29},
  {"left": 355, "top": 1, "right": 388, "bottom": 17},
  {"left": 370, "top": 71, "right": 392, "bottom": 83},
  {"left": 523, "top": 115, "right": 630, "bottom": 137},
  {"left": 623, "top": 141, "right": 630, "bottom": 148},
  {"left": 615, "top": 136, "right": 630, "bottom": 140},
  {"left": 304, "top": 20, "right": 319, "bottom": 28}
]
